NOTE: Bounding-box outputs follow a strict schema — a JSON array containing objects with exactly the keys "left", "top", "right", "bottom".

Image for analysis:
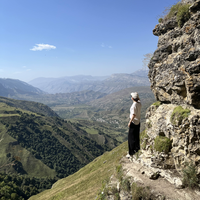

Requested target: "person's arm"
[{"left": 128, "top": 114, "right": 136, "bottom": 127}]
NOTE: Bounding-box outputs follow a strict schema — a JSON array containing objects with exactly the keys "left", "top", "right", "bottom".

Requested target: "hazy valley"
[{"left": 0, "top": 69, "right": 155, "bottom": 199}]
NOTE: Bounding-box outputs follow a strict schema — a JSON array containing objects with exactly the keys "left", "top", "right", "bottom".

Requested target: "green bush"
[
  {"left": 170, "top": 106, "right": 190, "bottom": 125},
  {"left": 177, "top": 4, "right": 191, "bottom": 27},
  {"left": 154, "top": 136, "right": 171, "bottom": 154},
  {"left": 164, "top": 2, "right": 191, "bottom": 27},
  {"left": 158, "top": 18, "right": 163, "bottom": 23},
  {"left": 182, "top": 162, "right": 199, "bottom": 189},
  {"left": 167, "top": 2, "right": 182, "bottom": 19}
]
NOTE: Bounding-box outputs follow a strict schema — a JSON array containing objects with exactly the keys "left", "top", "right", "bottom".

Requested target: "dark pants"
[{"left": 128, "top": 122, "right": 140, "bottom": 155}]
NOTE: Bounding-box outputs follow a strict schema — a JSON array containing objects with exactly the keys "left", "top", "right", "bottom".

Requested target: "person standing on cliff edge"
[{"left": 127, "top": 92, "right": 141, "bottom": 159}]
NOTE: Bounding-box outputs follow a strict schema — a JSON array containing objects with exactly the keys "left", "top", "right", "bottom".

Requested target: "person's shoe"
[{"left": 126, "top": 152, "right": 131, "bottom": 158}]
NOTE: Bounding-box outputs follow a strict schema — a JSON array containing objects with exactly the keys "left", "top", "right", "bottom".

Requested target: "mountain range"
[{"left": 28, "top": 68, "right": 149, "bottom": 94}]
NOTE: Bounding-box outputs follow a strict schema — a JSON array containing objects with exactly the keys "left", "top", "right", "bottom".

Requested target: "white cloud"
[
  {"left": 30, "top": 43, "right": 56, "bottom": 51},
  {"left": 108, "top": 46, "right": 112, "bottom": 48}
]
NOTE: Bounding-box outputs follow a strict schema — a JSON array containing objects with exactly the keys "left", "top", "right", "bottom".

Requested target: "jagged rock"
[
  {"left": 149, "top": 0, "right": 200, "bottom": 108},
  {"left": 153, "top": 17, "right": 178, "bottom": 36},
  {"left": 142, "top": 104, "right": 200, "bottom": 174}
]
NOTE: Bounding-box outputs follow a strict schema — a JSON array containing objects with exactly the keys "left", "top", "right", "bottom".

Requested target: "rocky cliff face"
[
  {"left": 149, "top": 0, "right": 200, "bottom": 108},
  {"left": 140, "top": 0, "right": 200, "bottom": 189}
]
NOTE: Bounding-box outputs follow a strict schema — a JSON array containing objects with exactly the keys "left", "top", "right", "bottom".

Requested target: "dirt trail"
[{"left": 121, "top": 156, "right": 200, "bottom": 200}]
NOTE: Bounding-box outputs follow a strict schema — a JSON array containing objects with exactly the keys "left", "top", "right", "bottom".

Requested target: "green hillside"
[
  {"left": 0, "top": 96, "right": 122, "bottom": 199},
  {"left": 0, "top": 96, "right": 58, "bottom": 117},
  {"left": 0, "top": 98, "right": 119, "bottom": 177},
  {"left": 29, "top": 141, "right": 128, "bottom": 200}
]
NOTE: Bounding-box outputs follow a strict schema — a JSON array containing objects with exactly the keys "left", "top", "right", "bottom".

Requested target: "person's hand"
[{"left": 128, "top": 121, "right": 131, "bottom": 127}]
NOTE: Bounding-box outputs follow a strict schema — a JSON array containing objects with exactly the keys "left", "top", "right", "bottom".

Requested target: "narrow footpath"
[{"left": 121, "top": 156, "right": 200, "bottom": 200}]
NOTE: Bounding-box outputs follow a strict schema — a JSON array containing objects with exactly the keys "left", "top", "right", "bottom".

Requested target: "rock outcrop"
[
  {"left": 149, "top": 0, "right": 200, "bottom": 109},
  {"left": 139, "top": 0, "right": 200, "bottom": 191},
  {"left": 141, "top": 104, "right": 200, "bottom": 179}
]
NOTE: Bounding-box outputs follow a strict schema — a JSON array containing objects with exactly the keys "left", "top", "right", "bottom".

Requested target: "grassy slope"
[
  {"left": 0, "top": 103, "right": 57, "bottom": 177},
  {"left": 29, "top": 141, "right": 128, "bottom": 200},
  {"left": 0, "top": 96, "right": 58, "bottom": 117},
  {"left": 0, "top": 98, "right": 120, "bottom": 178}
]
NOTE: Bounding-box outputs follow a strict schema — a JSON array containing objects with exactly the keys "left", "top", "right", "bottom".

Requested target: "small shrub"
[
  {"left": 154, "top": 136, "right": 171, "bottom": 154},
  {"left": 170, "top": 106, "right": 190, "bottom": 125},
  {"left": 167, "top": 2, "right": 182, "bottom": 19},
  {"left": 163, "top": 2, "right": 191, "bottom": 27},
  {"left": 158, "top": 18, "right": 163, "bottom": 23},
  {"left": 177, "top": 4, "right": 191, "bottom": 27},
  {"left": 182, "top": 162, "right": 199, "bottom": 189}
]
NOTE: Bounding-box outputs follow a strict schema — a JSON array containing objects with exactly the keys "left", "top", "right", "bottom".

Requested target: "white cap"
[{"left": 131, "top": 92, "right": 139, "bottom": 99}]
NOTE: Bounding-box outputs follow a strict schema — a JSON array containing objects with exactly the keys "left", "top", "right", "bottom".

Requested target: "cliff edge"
[
  {"left": 137, "top": 0, "right": 200, "bottom": 194},
  {"left": 149, "top": 0, "right": 200, "bottom": 108}
]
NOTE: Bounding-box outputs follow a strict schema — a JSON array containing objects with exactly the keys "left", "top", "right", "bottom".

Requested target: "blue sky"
[{"left": 1, "top": 0, "right": 178, "bottom": 82}]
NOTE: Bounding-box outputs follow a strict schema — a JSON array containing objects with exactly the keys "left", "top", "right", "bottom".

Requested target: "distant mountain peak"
[
  {"left": 28, "top": 72, "right": 150, "bottom": 94},
  {"left": 0, "top": 78, "right": 46, "bottom": 98}
]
